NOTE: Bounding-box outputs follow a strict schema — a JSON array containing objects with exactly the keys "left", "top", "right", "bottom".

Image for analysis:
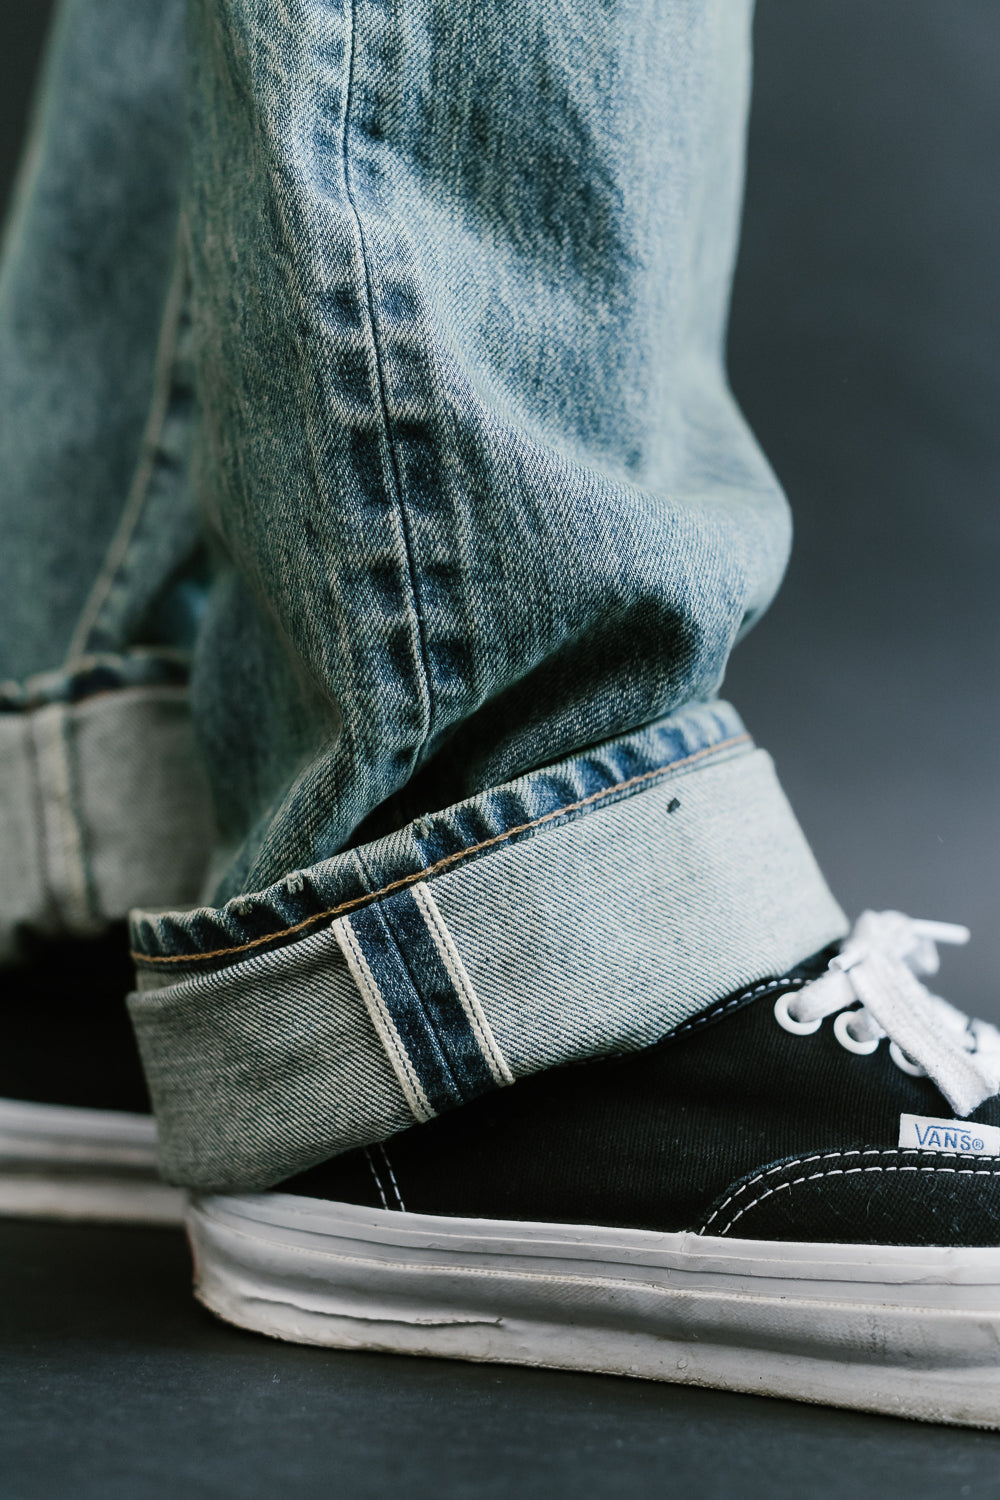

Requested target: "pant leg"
[
  {"left": 0, "top": 0, "right": 193, "bottom": 678},
  {"left": 131, "top": 0, "right": 848, "bottom": 1190},
  {"left": 179, "top": 0, "right": 797, "bottom": 897},
  {"left": 0, "top": 0, "right": 214, "bottom": 958}
]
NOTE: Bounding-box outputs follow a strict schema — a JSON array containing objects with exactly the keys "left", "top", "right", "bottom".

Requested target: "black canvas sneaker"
[
  {"left": 186, "top": 912, "right": 1000, "bottom": 1426},
  {"left": 0, "top": 927, "right": 183, "bottom": 1222}
]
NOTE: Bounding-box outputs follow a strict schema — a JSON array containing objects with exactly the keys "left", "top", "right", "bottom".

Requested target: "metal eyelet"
[
  {"left": 889, "top": 1040, "right": 927, "bottom": 1077},
  {"left": 774, "top": 992, "right": 822, "bottom": 1036},
  {"left": 833, "top": 1009, "right": 880, "bottom": 1055}
]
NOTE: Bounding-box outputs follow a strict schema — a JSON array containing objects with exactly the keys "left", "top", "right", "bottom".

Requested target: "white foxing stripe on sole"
[
  {"left": 0, "top": 1173, "right": 185, "bottom": 1224},
  {"left": 187, "top": 1193, "right": 1000, "bottom": 1429},
  {"left": 0, "top": 1095, "right": 158, "bottom": 1165},
  {"left": 0, "top": 1096, "right": 184, "bottom": 1224}
]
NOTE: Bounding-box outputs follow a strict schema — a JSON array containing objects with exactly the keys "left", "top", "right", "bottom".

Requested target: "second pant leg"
[
  {"left": 0, "top": 0, "right": 190, "bottom": 679},
  {"left": 0, "top": 0, "right": 215, "bottom": 958}
]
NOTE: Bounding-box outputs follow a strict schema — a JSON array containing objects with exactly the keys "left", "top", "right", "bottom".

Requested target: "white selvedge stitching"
[
  {"left": 671, "top": 977, "right": 807, "bottom": 1038},
  {"left": 410, "top": 881, "right": 514, "bottom": 1087},
  {"left": 700, "top": 1148, "right": 1000, "bottom": 1236},
  {"left": 332, "top": 915, "right": 433, "bottom": 1124}
]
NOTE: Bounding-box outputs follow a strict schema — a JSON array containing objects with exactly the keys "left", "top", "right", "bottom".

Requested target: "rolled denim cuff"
[
  {"left": 0, "top": 653, "right": 212, "bottom": 962},
  {"left": 128, "top": 700, "right": 847, "bottom": 1192}
]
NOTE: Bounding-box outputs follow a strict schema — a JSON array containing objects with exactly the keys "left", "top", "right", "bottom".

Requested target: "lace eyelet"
[
  {"left": 889, "top": 1040, "right": 927, "bottom": 1077},
  {"left": 774, "top": 992, "right": 822, "bottom": 1036},
  {"left": 833, "top": 1009, "right": 880, "bottom": 1055}
]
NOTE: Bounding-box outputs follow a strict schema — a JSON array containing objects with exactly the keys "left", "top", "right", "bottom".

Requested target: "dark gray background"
[
  {"left": 3, "top": 1, "right": 1000, "bottom": 1495},
  {"left": 727, "top": 1, "right": 1000, "bottom": 1022}
]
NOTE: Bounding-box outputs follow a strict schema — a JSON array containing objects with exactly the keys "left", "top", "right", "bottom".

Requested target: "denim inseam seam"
[
  {"left": 340, "top": 0, "right": 433, "bottom": 758},
  {"left": 131, "top": 730, "right": 752, "bottom": 968}
]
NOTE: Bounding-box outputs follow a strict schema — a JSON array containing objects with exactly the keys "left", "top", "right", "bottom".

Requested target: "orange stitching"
[{"left": 131, "top": 732, "right": 751, "bottom": 968}]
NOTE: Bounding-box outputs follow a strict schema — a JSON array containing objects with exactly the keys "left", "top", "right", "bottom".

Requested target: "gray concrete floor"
[{"left": 4, "top": 2, "right": 1000, "bottom": 1495}]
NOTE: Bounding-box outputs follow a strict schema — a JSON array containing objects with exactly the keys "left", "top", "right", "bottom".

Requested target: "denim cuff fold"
[
  {"left": 0, "top": 654, "right": 211, "bottom": 962},
  {"left": 128, "top": 700, "right": 847, "bottom": 1192}
]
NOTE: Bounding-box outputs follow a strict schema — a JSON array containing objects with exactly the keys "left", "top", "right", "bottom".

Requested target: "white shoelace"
[{"left": 775, "top": 910, "right": 1000, "bottom": 1116}]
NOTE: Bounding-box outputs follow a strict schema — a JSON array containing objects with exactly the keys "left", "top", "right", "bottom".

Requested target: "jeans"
[{"left": 0, "top": 0, "right": 846, "bottom": 1189}]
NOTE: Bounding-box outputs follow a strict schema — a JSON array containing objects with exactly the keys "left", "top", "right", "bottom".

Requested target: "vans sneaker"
[
  {"left": 0, "top": 927, "right": 184, "bottom": 1222},
  {"left": 186, "top": 912, "right": 1000, "bottom": 1426}
]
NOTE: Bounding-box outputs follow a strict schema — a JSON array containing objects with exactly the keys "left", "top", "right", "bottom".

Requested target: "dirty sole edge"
[{"left": 187, "top": 1190, "right": 1000, "bottom": 1427}]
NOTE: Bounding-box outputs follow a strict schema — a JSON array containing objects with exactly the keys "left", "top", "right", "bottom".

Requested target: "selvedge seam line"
[
  {"left": 420, "top": 881, "right": 513, "bottom": 1085},
  {"left": 132, "top": 732, "right": 751, "bottom": 967},
  {"left": 336, "top": 916, "right": 430, "bottom": 1121}
]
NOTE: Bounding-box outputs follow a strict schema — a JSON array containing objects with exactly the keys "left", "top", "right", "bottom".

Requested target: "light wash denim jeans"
[{"left": 0, "top": 0, "right": 846, "bottom": 1189}]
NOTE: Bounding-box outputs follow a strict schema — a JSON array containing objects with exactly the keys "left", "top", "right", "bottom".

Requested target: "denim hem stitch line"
[
  {"left": 341, "top": 0, "right": 433, "bottom": 757},
  {"left": 0, "top": 652, "right": 191, "bottom": 713},
  {"left": 131, "top": 729, "right": 751, "bottom": 968}
]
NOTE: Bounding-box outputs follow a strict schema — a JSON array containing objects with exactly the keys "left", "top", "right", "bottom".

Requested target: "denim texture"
[
  {"left": 184, "top": 0, "right": 792, "bottom": 897},
  {"left": 0, "top": 0, "right": 199, "bottom": 682},
  {"left": 0, "top": 0, "right": 217, "bottom": 942},
  {"left": 129, "top": 714, "right": 846, "bottom": 1191},
  {"left": 0, "top": 679, "right": 213, "bottom": 963},
  {"left": 430, "top": 749, "right": 844, "bottom": 1075},
  {"left": 4, "top": 0, "right": 846, "bottom": 1190},
  {"left": 130, "top": 699, "right": 747, "bottom": 970},
  {"left": 4, "top": 0, "right": 792, "bottom": 898}
]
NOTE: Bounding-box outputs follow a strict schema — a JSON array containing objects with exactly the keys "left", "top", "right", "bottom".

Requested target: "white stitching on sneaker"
[
  {"left": 671, "top": 978, "right": 807, "bottom": 1038},
  {"left": 702, "top": 1148, "right": 1000, "bottom": 1236},
  {"left": 699, "top": 1150, "right": 861, "bottom": 1231},
  {"left": 363, "top": 1147, "right": 389, "bottom": 1210},
  {"left": 378, "top": 1143, "right": 406, "bottom": 1212}
]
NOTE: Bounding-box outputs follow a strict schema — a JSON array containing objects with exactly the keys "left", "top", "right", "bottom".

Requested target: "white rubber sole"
[
  {"left": 187, "top": 1190, "right": 1000, "bottom": 1427},
  {"left": 0, "top": 1096, "right": 185, "bottom": 1224}
]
